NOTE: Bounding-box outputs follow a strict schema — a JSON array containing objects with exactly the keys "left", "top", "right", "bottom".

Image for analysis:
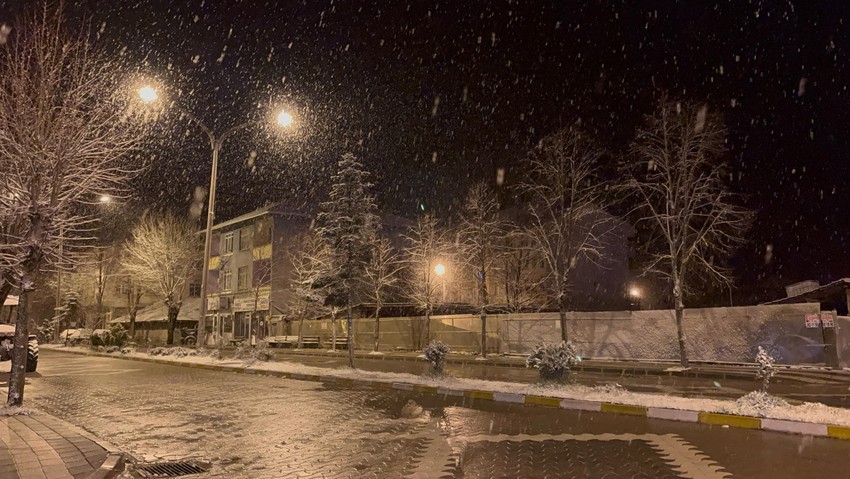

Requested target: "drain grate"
[{"left": 133, "top": 461, "right": 208, "bottom": 478}]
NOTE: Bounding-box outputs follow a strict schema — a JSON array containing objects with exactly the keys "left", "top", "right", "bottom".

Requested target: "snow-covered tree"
[
  {"left": 316, "top": 153, "right": 379, "bottom": 367},
  {"left": 122, "top": 213, "right": 200, "bottom": 345},
  {"left": 517, "top": 124, "right": 612, "bottom": 342},
  {"left": 623, "top": 100, "right": 751, "bottom": 368},
  {"left": 755, "top": 346, "right": 776, "bottom": 392},
  {"left": 0, "top": 4, "right": 146, "bottom": 406},
  {"left": 403, "top": 214, "right": 448, "bottom": 345},
  {"left": 287, "top": 232, "right": 333, "bottom": 349},
  {"left": 457, "top": 182, "right": 506, "bottom": 357},
  {"left": 362, "top": 237, "right": 404, "bottom": 352}
]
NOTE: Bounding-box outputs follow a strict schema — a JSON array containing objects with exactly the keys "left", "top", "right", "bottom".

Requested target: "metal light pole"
[{"left": 137, "top": 86, "right": 294, "bottom": 347}]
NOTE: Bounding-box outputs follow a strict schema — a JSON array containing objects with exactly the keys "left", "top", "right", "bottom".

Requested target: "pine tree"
[{"left": 316, "top": 153, "right": 379, "bottom": 368}]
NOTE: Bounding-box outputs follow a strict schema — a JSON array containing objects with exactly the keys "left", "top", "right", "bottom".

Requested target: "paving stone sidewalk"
[{"left": 0, "top": 412, "right": 117, "bottom": 479}]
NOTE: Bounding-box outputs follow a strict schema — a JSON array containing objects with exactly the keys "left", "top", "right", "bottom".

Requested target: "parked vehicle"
[
  {"left": 180, "top": 327, "right": 197, "bottom": 346},
  {"left": 0, "top": 324, "right": 38, "bottom": 372}
]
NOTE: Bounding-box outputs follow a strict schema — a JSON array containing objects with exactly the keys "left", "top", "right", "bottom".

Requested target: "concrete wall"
[
  {"left": 501, "top": 304, "right": 824, "bottom": 363},
  {"left": 287, "top": 303, "right": 830, "bottom": 364},
  {"left": 836, "top": 316, "right": 850, "bottom": 369}
]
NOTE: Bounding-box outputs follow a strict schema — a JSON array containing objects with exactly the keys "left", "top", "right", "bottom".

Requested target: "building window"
[
  {"left": 237, "top": 265, "right": 250, "bottom": 291},
  {"left": 223, "top": 232, "right": 234, "bottom": 255},
  {"left": 222, "top": 270, "right": 233, "bottom": 291},
  {"left": 239, "top": 227, "right": 251, "bottom": 251},
  {"left": 189, "top": 282, "right": 201, "bottom": 297}
]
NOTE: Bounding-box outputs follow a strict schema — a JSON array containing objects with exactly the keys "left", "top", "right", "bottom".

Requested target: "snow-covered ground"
[{"left": 43, "top": 344, "right": 850, "bottom": 428}]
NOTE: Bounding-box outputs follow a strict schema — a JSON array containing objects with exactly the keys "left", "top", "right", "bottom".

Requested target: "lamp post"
[{"left": 137, "top": 86, "right": 294, "bottom": 346}]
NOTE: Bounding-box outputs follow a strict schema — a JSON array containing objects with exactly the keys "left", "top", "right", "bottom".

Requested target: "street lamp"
[
  {"left": 434, "top": 263, "right": 446, "bottom": 276},
  {"left": 98, "top": 195, "right": 112, "bottom": 203},
  {"left": 628, "top": 287, "right": 641, "bottom": 299},
  {"left": 137, "top": 85, "right": 295, "bottom": 346}
]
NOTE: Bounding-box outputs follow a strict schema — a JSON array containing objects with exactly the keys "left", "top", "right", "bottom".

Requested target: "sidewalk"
[{"left": 0, "top": 411, "right": 123, "bottom": 479}]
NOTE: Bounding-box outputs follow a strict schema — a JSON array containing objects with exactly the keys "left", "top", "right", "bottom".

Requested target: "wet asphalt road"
[{"left": 9, "top": 350, "right": 850, "bottom": 478}]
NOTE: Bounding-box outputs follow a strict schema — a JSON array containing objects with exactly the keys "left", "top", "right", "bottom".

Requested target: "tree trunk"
[
  {"left": 331, "top": 310, "right": 337, "bottom": 352},
  {"left": 129, "top": 309, "right": 137, "bottom": 339},
  {"left": 297, "top": 315, "right": 305, "bottom": 349},
  {"left": 673, "top": 284, "right": 689, "bottom": 368},
  {"left": 479, "top": 270, "right": 488, "bottom": 358},
  {"left": 558, "top": 293, "right": 569, "bottom": 343},
  {"left": 346, "top": 300, "right": 355, "bottom": 368},
  {"left": 373, "top": 303, "right": 381, "bottom": 352},
  {"left": 423, "top": 306, "right": 431, "bottom": 346},
  {"left": 6, "top": 282, "right": 31, "bottom": 407},
  {"left": 166, "top": 305, "right": 179, "bottom": 345}
]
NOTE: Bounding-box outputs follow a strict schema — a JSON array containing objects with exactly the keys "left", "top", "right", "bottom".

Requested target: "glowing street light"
[
  {"left": 628, "top": 287, "right": 641, "bottom": 299},
  {"left": 137, "top": 85, "right": 158, "bottom": 103},
  {"left": 434, "top": 263, "right": 446, "bottom": 276},
  {"left": 98, "top": 195, "right": 112, "bottom": 203},
  {"left": 276, "top": 110, "right": 294, "bottom": 127}
]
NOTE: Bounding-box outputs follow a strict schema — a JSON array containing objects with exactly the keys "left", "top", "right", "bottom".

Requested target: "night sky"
[{"left": 2, "top": 0, "right": 849, "bottom": 302}]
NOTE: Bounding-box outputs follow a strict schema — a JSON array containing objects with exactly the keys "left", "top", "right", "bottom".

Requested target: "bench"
[
  {"left": 266, "top": 335, "right": 320, "bottom": 348},
  {"left": 329, "top": 338, "right": 349, "bottom": 350}
]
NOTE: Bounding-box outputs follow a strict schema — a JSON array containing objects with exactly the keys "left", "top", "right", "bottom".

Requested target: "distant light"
[
  {"left": 138, "top": 86, "right": 158, "bottom": 103},
  {"left": 628, "top": 287, "right": 641, "bottom": 299},
  {"left": 434, "top": 263, "right": 446, "bottom": 276},
  {"left": 276, "top": 110, "right": 294, "bottom": 127},
  {"left": 99, "top": 195, "right": 112, "bottom": 203}
]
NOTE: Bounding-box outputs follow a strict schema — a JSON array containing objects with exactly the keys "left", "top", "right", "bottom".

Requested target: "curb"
[
  {"left": 45, "top": 346, "right": 850, "bottom": 441},
  {"left": 85, "top": 452, "right": 125, "bottom": 479},
  {"left": 266, "top": 349, "right": 848, "bottom": 384}
]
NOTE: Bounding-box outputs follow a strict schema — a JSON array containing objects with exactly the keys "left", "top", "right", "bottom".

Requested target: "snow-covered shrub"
[
  {"left": 109, "top": 324, "right": 130, "bottom": 348},
  {"left": 208, "top": 348, "right": 223, "bottom": 360},
  {"left": 734, "top": 390, "right": 789, "bottom": 417},
  {"left": 148, "top": 346, "right": 196, "bottom": 358},
  {"left": 423, "top": 340, "right": 450, "bottom": 375},
  {"left": 755, "top": 346, "right": 776, "bottom": 392},
  {"left": 105, "top": 346, "right": 119, "bottom": 354},
  {"left": 234, "top": 341, "right": 274, "bottom": 365},
  {"left": 526, "top": 341, "right": 578, "bottom": 382},
  {"left": 149, "top": 347, "right": 165, "bottom": 356},
  {"left": 120, "top": 347, "right": 133, "bottom": 355}
]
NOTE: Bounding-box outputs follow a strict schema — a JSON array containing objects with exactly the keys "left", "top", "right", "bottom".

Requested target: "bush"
[
  {"left": 755, "top": 346, "right": 776, "bottom": 392},
  {"left": 734, "top": 390, "right": 789, "bottom": 417},
  {"left": 109, "top": 324, "right": 130, "bottom": 348},
  {"left": 526, "top": 341, "right": 578, "bottom": 382},
  {"left": 234, "top": 341, "right": 274, "bottom": 365},
  {"left": 423, "top": 340, "right": 450, "bottom": 376}
]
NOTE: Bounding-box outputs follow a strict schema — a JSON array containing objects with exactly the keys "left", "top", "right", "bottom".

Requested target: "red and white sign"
[
  {"left": 821, "top": 313, "right": 835, "bottom": 328},
  {"left": 804, "top": 314, "right": 820, "bottom": 329}
]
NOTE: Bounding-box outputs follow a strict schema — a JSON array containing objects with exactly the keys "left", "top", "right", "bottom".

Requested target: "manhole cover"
[{"left": 133, "top": 461, "right": 208, "bottom": 478}]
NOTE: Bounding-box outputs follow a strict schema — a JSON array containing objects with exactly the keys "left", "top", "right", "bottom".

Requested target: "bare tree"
[
  {"left": 119, "top": 273, "right": 145, "bottom": 340},
  {"left": 623, "top": 100, "right": 751, "bottom": 368},
  {"left": 0, "top": 4, "right": 145, "bottom": 406},
  {"left": 518, "top": 124, "right": 611, "bottom": 342},
  {"left": 362, "top": 237, "right": 403, "bottom": 352},
  {"left": 403, "top": 215, "right": 448, "bottom": 345},
  {"left": 122, "top": 213, "right": 200, "bottom": 345},
  {"left": 458, "top": 182, "right": 506, "bottom": 357},
  {"left": 497, "top": 229, "right": 548, "bottom": 313},
  {"left": 287, "top": 232, "right": 332, "bottom": 349},
  {"left": 250, "top": 245, "right": 273, "bottom": 341}
]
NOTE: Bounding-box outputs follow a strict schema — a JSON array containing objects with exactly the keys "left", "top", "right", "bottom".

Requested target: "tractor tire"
[{"left": 26, "top": 340, "right": 38, "bottom": 372}]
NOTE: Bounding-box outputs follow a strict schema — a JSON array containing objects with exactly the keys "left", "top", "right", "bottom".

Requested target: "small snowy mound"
[
  {"left": 399, "top": 400, "right": 424, "bottom": 419},
  {"left": 0, "top": 406, "right": 34, "bottom": 417},
  {"left": 734, "top": 391, "right": 789, "bottom": 417}
]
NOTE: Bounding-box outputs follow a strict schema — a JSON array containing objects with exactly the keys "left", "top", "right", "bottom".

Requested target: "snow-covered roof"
[
  {"left": 764, "top": 278, "right": 850, "bottom": 306},
  {"left": 208, "top": 202, "right": 312, "bottom": 232},
  {"left": 110, "top": 297, "right": 200, "bottom": 324}
]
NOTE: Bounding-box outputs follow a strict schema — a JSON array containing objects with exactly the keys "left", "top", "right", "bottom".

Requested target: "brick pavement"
[{"left": 0, "top": 413, "right": 111, "bottom": 479}]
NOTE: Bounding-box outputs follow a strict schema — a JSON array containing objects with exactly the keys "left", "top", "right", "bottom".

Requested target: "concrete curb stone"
[{"left": 44, "top": 346, "right": 850, "bottom": 441}]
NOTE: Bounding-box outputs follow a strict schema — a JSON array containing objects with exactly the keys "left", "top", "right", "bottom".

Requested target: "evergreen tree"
[{"left": 316, "top": 153, "right": 379, "bottom": 368}]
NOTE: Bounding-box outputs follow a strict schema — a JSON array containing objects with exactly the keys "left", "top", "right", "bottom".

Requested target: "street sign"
[
  {"left": 804, "top": 314, "right": 820, "bottom": 328},
  {"left": 821, "top": 313, "right": 835, "bottom": 328}
]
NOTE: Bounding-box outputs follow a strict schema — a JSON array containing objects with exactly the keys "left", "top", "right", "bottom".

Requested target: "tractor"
[{"left": 0, "top": 324, "right": 38, "bottom": 372}]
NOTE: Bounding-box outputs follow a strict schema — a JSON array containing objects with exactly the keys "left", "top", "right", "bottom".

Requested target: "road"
[{"left": 11, "top": 350, "right": 850, "bottom": 478}]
